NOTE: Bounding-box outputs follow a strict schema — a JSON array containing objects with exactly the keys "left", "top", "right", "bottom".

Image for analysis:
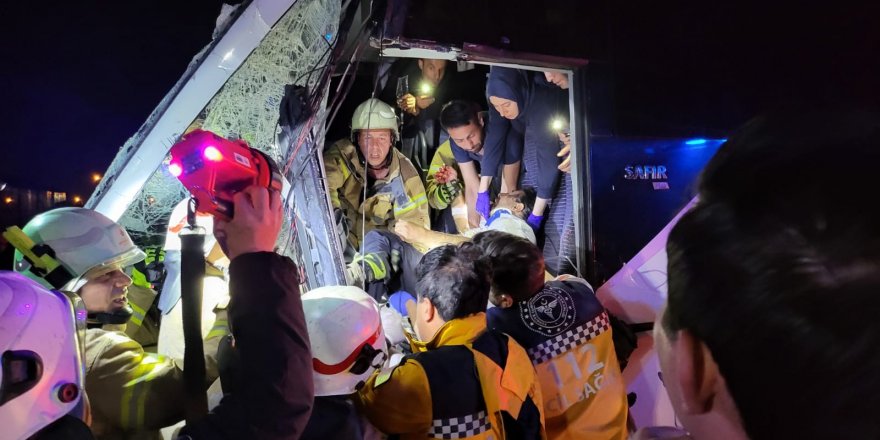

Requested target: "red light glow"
[{"left": 204, "top": 146, "right": 223, "bottom": 162}]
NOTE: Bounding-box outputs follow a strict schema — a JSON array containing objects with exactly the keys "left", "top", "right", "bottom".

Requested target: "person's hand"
[
  {"left": 433, "top": 165, "right": 458, "bottom": 184},
  {"left": 213, "top": 186, "right": 283, "bottom": 260},
  {"left": 557, "top": 133, "right": 572, "bottom": 173},
  {"left": 393, "top": 220, "right": 424, "bottom": 243},
  {"left": 415, "top": 95, "right": 435, "bottom": 110},
  {"left": 526, "top": 213, "right": 544, "bottom": 230},
  {"left": 476, "top": 191, "right": 491, "bottom": 220},
  {"left": 388, "top": 291, "right": 416, "bottom": 317},
  {"left": 397, "top": 93, "right": 419, "bottom": 115}
]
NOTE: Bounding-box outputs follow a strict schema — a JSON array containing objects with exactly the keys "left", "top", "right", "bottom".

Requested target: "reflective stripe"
[
  {"left": 527, "top": 312, "right": 610, "bottom": 364},
  {"left": 128, "top": 302, "right": 146, "bottom": 327},
  {"left": 429, "top": 410, "right": 491, "bottom": 439},
  {"left": 339, "top": 157, "right": 351, "bottom": 180},
  {"left": 206, "top": 319, "right": 229, "bottom": 340},
  {"left": 121, "top": 353, "right": 169, "bottom": 429},
  {"left": 394, "top": 193, "right": 428, "bottom": 216}
]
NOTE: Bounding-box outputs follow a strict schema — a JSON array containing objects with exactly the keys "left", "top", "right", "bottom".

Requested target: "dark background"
[
  {"left": 2, "top": 0, "right": 878, "bottom": 197},
  {"left": 0, "top": 1, "right": 220, "bottom": 197}
]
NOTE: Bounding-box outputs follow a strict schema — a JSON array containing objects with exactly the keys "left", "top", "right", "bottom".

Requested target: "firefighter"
[
  {"left": 324, "top": 98, "right": 429, "bottom": 250},
  {"left": 12, "top": 207, "right": 226, "bottom": 440},
  {"left": 178, "top": 186, "right": 314, "bottom": 440},
  {"left": 474, "top": 231, "right": 629, "bottom": 440},
  {"left": 0, "top": 272, "right": 94, "bottom": 439},
  {"left": 424, "top": 139, "right": 469, "bottom": 233},
  {"left": 157, "top": 198, "right": 229, "bottom": 368},
  {"left": 300, "top": 285, "right": 388, "bottom": 439},
  {"left": 156, "top": 198, "right": 230, "bottom": 439},
  {"left": 354, "top": 243, "right": 546, "bottom": 439}
]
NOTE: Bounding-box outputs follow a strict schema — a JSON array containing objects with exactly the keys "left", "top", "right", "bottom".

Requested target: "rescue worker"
[
  {"left": 474, "top": 231, "right": 629, "bottom": 440},
  {"left": 123, "top": 264, "right": 160, "bottom": 352},
  {"left": 157, "top": 198, "right": 229, "bottom": 367},
  {"left": 0, "top": 272, "right": 94, "bottom": 439},
  {"left": 324, "top": 98, "right": 429, "bottom": 250},
  {"left": 301, "top": 285, "right": 388, "bottom": 439},
  {"left": 156, "top": 198, "right": 230, "bottom": 440},
  {"left": 12, "top": 207, "right": 226, "bottom": 440},
  {"left": 348, "top": 187, "right": 537, "bottom": 301},
  {"left": 424, "top": 139, "right": 470, "bottom": 233},
  {"left": 542, "top": 71, "right": 574, "bottom": 173},
  {"left": 482, "top": 67, "right": 568, "bottom": 230},
  {"left": 354, "top": 242, "right": 546, "bottom": 439},
  {"left": 431, "top": 100, "right": 524, "bottom": 229},
  {"left": 380, "top": 58, "right": 451, "bottom": 163},
  {"left": 179, "top": 186, "right": 314, "bottom": 439}
]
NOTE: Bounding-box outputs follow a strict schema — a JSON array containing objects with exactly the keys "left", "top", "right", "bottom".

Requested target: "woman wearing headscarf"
[{"left": 481, "top": 66, "right": 568, "bottom": 230}]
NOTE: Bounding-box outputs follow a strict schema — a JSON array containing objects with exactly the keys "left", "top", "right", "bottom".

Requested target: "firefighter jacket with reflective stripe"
[
  {"left": 324, "top": 139, "right": 429, "bottom": 248},
  {"left": 487, "top": 277, "right": 629, "bottom": 440},
  {"left": 123, "top": 284, "right": 159, "bottom": 352},
  {"left": 426, "top": 141, "right": 464, "bottom": 210},
  {"left": 355, "top": 313, "right": 546, "bottom": 439},
  {"left": 84, "top": 308, "right": 227, "bottom": 440},
  {"left": 157, "top": 274, "right": 229, "bottom": 367}
]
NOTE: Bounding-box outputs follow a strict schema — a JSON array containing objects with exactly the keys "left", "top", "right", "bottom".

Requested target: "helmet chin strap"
[{"left": 87, "top": 305, "right": 133, "bottom": 327}]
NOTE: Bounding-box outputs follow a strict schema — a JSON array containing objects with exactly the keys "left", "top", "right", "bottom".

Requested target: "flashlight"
[
  {"left": 551, "top": 118, "right": 568, "bottom": 133},
  {"left": 419, "top": 82, "right": 433, "bottom": 96}
]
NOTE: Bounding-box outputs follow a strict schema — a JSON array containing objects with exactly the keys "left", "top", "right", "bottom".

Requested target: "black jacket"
[{"left": 180, "top": 252, "right": 314, "bottom": 439}]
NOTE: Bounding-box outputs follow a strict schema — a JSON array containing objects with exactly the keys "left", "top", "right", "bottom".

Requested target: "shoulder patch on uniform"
[{"left": 519, "top": 285, "right": 577, "bottom": 336}]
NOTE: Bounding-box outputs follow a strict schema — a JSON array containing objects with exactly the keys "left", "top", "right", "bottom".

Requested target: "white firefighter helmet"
[
  {"left": 351, "top": 98, "right": 399, "bottom": 141},
  {"left": 303, "top": 285, "right": 387, "bottom": 396},
  {"left": 13, "top": 207, "right": 145, "bottom": 292},
  {"left": 163, "top": 198, "right": 216, "bottom": 254},
  {"left": 0, "top": 271, "right": 87, "bottom": 438}
]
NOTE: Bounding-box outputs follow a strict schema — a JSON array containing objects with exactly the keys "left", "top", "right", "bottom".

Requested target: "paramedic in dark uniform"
[{"left": 475, "top": 231, "right": 629, "bottom": 440}]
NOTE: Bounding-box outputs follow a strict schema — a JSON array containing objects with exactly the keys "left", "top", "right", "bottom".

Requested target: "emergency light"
[{"left": 168, "top": 129, "right": 282, "bottom": 221}]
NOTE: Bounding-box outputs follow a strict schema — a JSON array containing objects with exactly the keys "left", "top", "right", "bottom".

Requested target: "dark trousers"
[{"left": 362, "top": 230, "right": 424, "bottom": 301}]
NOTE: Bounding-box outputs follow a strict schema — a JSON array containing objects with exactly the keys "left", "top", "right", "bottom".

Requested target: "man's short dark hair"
[
  {"left": 515, "top": 187, "right": 537, "bottom": 219},
  {"left": 664, "top": 109, "right": 880, "bottom": 440},
  {"left": 472, "top": 231, "right": 545, "bottom": 302},
  {"left": 415, "top": 243, "right": 491, "bottom": 321},
  {"left": 440, "top": 100, "right": 481, "bottom": 131}
]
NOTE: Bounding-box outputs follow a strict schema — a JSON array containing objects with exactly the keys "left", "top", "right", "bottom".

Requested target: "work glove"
[
  {"left": 527, "top": 213, "right": 544, "bottom": 230},
  {"left": 390, "top": 248, "right": 402, "bottom": 274},
  {"left": 437, "top": 180, "right": 461, "bottom": 205},
  {"left": 388, "top": 291, "right": 416, "bottom": 317},
  {"left": 476, "top": 191, "right": 491, "bottom": 220}
]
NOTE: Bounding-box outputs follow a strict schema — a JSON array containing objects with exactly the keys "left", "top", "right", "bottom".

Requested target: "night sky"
[
  {"left": 2, "top": 1, "right": 878, "bottom": 199},
  {"left": 1, "top": 1, "right": 221, "bottom": 198}
]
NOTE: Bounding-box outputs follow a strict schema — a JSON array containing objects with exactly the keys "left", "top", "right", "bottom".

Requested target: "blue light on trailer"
[{"left": 685, "top": 138, "right": 708, "bottom": 145}]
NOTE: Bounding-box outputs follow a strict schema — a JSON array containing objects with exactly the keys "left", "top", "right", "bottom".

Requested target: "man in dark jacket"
[{"left": 179, "top": 186, "right": 314, "bottom": 440}]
